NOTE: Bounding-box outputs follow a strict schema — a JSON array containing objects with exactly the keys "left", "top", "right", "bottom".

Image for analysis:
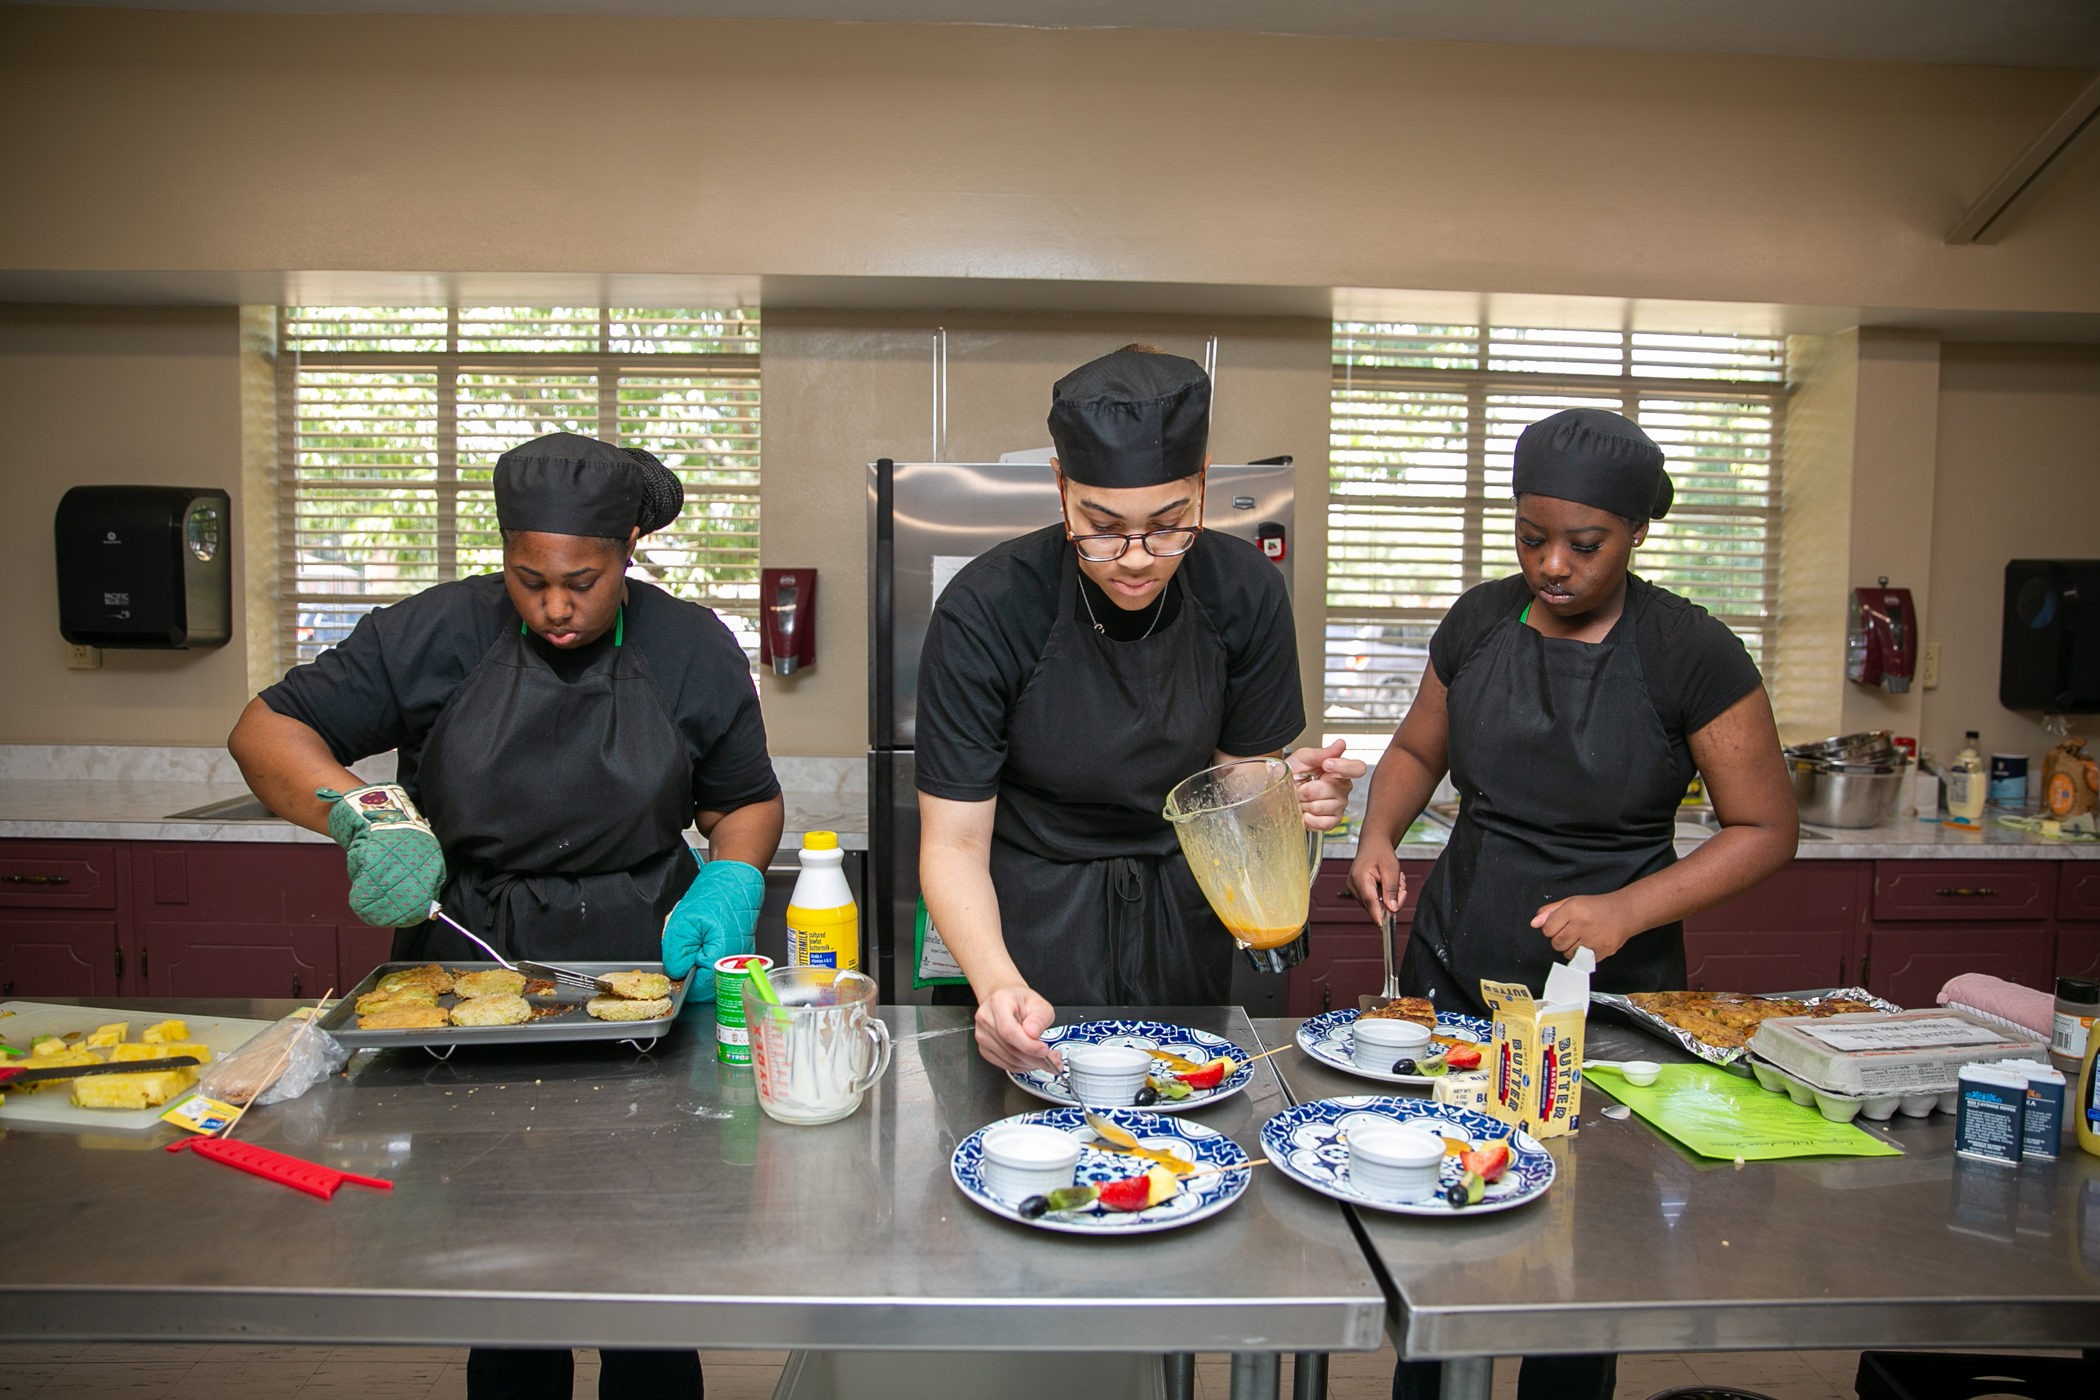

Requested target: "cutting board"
[{"left": 0, "top": 1001, "right": 274, "bottom": 1132}]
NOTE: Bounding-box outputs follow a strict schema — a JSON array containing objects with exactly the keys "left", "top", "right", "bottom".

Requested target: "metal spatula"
[
  {"left": 428, "top": 904, "right": 606, "bottom": 995},
  {"left": 1359, "top": 906, "right": 1400, "bottom": 1013}
]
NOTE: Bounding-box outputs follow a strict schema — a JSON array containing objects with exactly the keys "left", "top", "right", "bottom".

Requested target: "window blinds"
[
  {"left": 275, "top": 307, "right": 759, "bottom": 672},
  {"left": 1326, "top": 323, "right": 1784, "bottom": 738}
]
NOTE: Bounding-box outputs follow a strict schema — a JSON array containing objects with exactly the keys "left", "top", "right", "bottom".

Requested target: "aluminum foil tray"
[
  {"left": 1590, "top": 986, "right": 1901, "bottom": 1068},
  {"left": 319, "top": 961, "right": 694, "bottom": 1056}
]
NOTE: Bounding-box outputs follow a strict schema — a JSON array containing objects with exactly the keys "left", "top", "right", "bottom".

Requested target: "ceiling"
[{"left": 23, "top": 0, "right": 2100, "bottom": 70}]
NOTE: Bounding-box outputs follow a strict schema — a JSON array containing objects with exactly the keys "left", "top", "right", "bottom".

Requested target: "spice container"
[{"left": 2052, "top": 976, "right": 2099, "bottom": 1076}]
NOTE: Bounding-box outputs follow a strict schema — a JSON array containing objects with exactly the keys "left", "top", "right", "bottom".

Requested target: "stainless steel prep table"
[
  {"left": 0, "top": 999, "right": 1383, "bottom": 1381},
  {"left": 1253, "top": 1015, "right": 2100, "bottom": 1400}
]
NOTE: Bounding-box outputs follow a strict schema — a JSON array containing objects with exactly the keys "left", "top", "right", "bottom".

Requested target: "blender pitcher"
[{"left": 1163, "top": 757, "right": 1321, "bottom": 967}]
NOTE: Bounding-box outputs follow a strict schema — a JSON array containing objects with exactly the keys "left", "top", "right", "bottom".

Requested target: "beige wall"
[
  {"left": 0, "top": 305, "right": 252, "bottom": 745},
  {"left": 758, "top": 310, "right": 1332, "bottom": 755},
  {"left": 1921, "top": 343, "right": 2100, "bottom": 769},
  {"left": 1, "top": 9, "right": 2096, "bottom": 318}
]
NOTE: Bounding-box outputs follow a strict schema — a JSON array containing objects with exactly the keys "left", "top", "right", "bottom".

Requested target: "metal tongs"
[
  {"left": 1359, "top": 904, "right": 1401, "bottom": 1013},
  {"left": 427, "top": 902, "right": 607, "bottom": 995}
]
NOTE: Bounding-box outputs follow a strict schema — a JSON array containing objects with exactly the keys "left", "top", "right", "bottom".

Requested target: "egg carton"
[{"left": 1745, "top": 1053, "right": 1956, "bottom": 1124}]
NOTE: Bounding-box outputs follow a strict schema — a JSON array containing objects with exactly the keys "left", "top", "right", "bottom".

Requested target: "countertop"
[
  {"left": 1323, "top": 812, "right": 2100, "bottom": 862},
  {"left": 0, "top": 998, "right": 1382, "bottom": 1355},
  {"left": 0, "top": 782, "right": 869, "bottom": 851}
]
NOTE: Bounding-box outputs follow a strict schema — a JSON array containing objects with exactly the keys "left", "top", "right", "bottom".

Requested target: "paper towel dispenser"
[
  {"left": 55, "top": 486, "right": 232, "bottom": 650},
  {"left": 2001, "top": 559, "right": 2100, "bottom": 713}
]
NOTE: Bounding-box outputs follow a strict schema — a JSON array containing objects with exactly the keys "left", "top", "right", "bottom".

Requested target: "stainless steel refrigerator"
[{"left": 866, "top": 458, "right": 1296, "bottom": 1008}]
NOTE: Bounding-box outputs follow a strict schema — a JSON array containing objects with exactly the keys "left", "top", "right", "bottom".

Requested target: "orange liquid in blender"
[{"left": 1225, "top": 922, "right": 1305, "bottom": 950}]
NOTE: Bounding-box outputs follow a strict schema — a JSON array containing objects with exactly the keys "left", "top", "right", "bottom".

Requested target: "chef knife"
[{"left": 0, "top": 1055, "right": 202, "bottom": 1087}]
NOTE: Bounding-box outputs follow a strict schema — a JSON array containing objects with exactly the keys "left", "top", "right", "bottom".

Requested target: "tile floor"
[{"left": 0, "top": 1340, "right": 1897, "bottom": 1399}]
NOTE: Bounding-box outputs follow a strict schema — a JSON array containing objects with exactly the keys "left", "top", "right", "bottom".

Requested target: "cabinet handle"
[
  {"left": 115, "top": 946, "right": 124, "bottom": 980},
  {"left": 2, "top": 873, "right": 70, "bottom": 886},
  {"left": 1934, "top": 887, "right": 1997, "bottom": 898}
]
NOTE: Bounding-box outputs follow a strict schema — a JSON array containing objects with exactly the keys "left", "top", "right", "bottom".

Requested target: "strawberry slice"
[
  {"left": 1174, "top": 1056, "right": 1235, "bottom": 1090},
  {"left": 1097, "top": 1165, "right": 1180, "bottom": 1212},
  {"left": 1443, "top": 1043, "right": 1482, "bottom": 1071},
  {"left": 1459, "top": 1140, "right": 1511, "bottom": 1183}
]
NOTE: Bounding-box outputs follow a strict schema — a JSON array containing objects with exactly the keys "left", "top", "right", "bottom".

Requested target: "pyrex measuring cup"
[
  {"left": 750, "top": 966, "right": 893, "bottom": 1126},
  {"left": 1163, "top": 756, "right": 1321, "bottom": 953}
]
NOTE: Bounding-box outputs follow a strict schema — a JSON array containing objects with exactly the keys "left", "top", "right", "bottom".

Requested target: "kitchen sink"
[
  {"left": 1675, "top": 809, "right": 1830, "bottom": 841},
  {"left": 163, "top": 795, "right": 285, "bottom": 821}
]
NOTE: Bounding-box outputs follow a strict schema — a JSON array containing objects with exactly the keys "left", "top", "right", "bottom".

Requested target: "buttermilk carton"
[{"left": 1480, "top": 949, "right": 1592, "bottom": 1140}]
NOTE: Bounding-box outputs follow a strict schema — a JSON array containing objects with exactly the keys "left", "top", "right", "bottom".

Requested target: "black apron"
[
  {"left": 392, "top": 615, "right": 698, "bottom": 963},
  {"left": 1403, "top": 592, "right": 1689, "bottom": 1018},
  {"left": 988, "top": 554, "right": 1238, "bottom": 1006}
]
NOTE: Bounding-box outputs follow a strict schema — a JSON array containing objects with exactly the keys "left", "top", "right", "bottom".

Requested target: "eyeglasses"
[{"left": 1065, "top": 525, "right": 1203, "bottom": 562}]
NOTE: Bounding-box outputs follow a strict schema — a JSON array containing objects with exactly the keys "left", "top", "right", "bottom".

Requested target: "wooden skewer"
[{"left": 219, "top": 988, "right": 334, "bottom": 1141}]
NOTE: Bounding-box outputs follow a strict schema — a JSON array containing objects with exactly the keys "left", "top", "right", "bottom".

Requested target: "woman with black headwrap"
[
  {"left": 229, "top": 431, "right": 781, "bottom": 1400},
  {"left": 1345, "top": 409, "right": 1797, "bottom": 1400},
  {"left": 914, "top": 346, "right": 1362, "bottom": 1071}
]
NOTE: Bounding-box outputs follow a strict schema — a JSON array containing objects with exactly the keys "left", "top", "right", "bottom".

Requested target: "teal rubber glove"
[
  {"left": 318, "top": 784, "right": 447, "bottom": 930},
  {"left": 663, "top": 855, "right": 765, "bottom": 1000}
]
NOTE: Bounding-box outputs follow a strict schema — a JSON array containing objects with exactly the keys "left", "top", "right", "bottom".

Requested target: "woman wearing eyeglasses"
[{"left": 914, "top": 346, "right": 1362, "bottom": 1072}]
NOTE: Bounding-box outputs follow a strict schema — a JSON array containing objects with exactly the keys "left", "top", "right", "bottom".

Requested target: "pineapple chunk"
[
  {"left": 109, "top": 1041, "right": 211, "bottom": 1065},
  {"left": 71, "top": 1066, "right": 195, "bottom": 1110},
  {"left": 141, "top": 1019, "right": 190, "bottom": 1044},
  {"left": 19, "top": 1047, "right": 104, "bottom": 1091},
  {"left": 30, "top": 1035, "right": 67, "bottom": 1057},
  {"left": 85, "top": 1022, "right": 129, "bottom": 1048}
]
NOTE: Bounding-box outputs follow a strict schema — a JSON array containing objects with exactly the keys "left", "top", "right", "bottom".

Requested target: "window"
[
  {"left": 274, "top": 307, "right": 760, "bottom": 671},
  {"left": 1326, "top": 323, "right": 1785, "bottom": 745}
]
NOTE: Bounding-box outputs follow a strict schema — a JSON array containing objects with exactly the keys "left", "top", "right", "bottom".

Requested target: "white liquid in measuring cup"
[{"left": 750, "top": 970, "right": 892, "bottom": 1126}]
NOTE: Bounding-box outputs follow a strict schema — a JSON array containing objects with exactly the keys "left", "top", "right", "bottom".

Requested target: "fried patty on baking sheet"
[
  {"left": 377, "top": 963, "right": 454, "bottom": 996},
  {"left": 359, "top": 1005, "right": 451, "bottom": 1030},
  {"left": 587, "top": 994, "right": 673, "bottom": 1022},
  {"left": 451, "top": 993, "right": 531, "bottom": 1027},
  {"left": 454, "top": 969, "right": 528, "bottom": 999},
  {"left": 598, "top": 970, "right": 673, "bottom": 1002}
]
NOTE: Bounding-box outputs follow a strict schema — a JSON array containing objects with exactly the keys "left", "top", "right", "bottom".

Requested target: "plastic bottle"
[
  {"left": 2053, "top": 975, "right": 2099, "bottom": 1077},
  {"left": 1944, "top": 732, "right": 1988, "bottom": 825},
  {"left": 785, "top": 831, "right": 859, "bottom": 971},
  {"left": 2079, "top": 1015, "right": 2100, "bottom": 1159}
]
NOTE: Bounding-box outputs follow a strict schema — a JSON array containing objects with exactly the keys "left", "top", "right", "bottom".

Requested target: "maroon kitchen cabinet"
[
  {"left": 0, "top": 839, "right": 365, "bottom": 999},
  {"left": 1290, "top": 858, "right": 1434, "bottom": 1016},
  {"left": 1863, "top": 926, "right": 2059, "bottom": 1008},
  {"left": 1873, "top": 863, "right": 2055, "bottom": 921},
  {"left": 1683, "top": 862, "right": 1866, "bottom": 992},
  {"left": 2055, "top": 863, "right": 2100, "bottom": 981}
]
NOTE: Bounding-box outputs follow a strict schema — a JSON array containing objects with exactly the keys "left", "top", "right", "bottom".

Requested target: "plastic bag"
[{"left": 197, "top": 1008, "right": 349, "bottom": 1107}]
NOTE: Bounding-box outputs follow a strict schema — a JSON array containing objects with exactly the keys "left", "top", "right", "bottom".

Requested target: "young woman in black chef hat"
[
  {"left": 1347, "top": 408, "right": 1798, "bottom": 1400},
  {"left": 229, "top": 432, "right": 782, "bottom": 1400},
  {"left": 915, "top": 346, "right": 1363, "bottom": 1072}
]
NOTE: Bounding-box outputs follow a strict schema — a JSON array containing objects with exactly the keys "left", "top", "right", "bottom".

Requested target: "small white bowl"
[
  {"left": 1348, "top": 1125, "right": 1448, "bottom": 1203},
  {"left": 1064, "top": 1043, "right": 1153, "bottom": 1106},
  {"left": 1620, "top": 1060, "right": 1661, "bottom": 1088},
  {"left": 980, "top": 1124, "right": 1081, "bottom": 1206},
  {"left": 1352, "top": 1017, "right": 1432, "bottom": 1072}
]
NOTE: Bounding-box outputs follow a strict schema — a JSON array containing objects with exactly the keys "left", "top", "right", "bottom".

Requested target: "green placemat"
[{"left": 1588, "top": 1063, "right": 1902, "bottom": 1160}]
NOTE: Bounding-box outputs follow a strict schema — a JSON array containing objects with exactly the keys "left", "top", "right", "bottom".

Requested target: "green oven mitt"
[
  {"left": 318, "top": 784, "right": 447, "bottom": 929},
  {"left": 662, "top": 853, "right": 765, "bottom": 999}
]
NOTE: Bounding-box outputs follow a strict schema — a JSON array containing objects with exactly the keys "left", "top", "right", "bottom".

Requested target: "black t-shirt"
[
  {"left": 260, "top": 573, "right": 780, "bottom": 817},
  {"left": 1429, "top": 573, "right": 1764, "bottom": 753},
  {"left": 916, "top": 524, "right": 1304, "bottom": 802}
]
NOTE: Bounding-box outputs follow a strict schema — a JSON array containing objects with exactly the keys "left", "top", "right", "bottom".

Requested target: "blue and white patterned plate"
[
  {"left": 952, "top": 1107, "right": 1253, "bottom": 1235},
  {"left": 1007, "top": 1020, "right": 1256, "bottom": 1113},
  {"left": 1296, "top": 1008, "right": 1491, "bottom": 1086},
  {"left": 1261, "top": 1096, "right": 1554, "bottom": 1217}
]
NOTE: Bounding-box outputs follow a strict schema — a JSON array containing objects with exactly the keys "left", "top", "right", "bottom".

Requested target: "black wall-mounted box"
[
  {"left": 2001, "top": 559, "right": 2100, "bottom": 713},
  {"left": 55, "top": 486, "right": 232, "bottom": 650}
]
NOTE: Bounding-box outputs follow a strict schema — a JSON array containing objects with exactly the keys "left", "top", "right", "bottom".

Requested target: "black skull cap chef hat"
[
  {"left": 494, "top": 432, "right": 685, "bottom": 539},
  {"left": 1512, "top": 408, "right": 1673, "bottom": 521},
  {"left": 1048, "top": 348, "right": 1211, "bottom": 488}
]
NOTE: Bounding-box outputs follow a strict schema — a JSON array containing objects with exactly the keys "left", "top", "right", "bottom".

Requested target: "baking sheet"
[
  {"left": 0, "top": 1002, "right": 274, "bottom": 1132},
  {"left": 318, "top": 961, "right": 694, "bottom": 1053},
  {"left": 1590, "top": 986, "right": 1902, "bottom": 1068}
]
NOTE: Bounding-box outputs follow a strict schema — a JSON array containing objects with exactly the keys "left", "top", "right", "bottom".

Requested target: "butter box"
[{"left": 1480, "top": 951, "right": 1591, "bottom": 1140}]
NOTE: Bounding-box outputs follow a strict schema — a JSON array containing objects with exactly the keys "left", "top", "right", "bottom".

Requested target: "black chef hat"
[
  {"left": 494, "top": 432, "right": 685, "bottom": 539},
  {"left": 1048, "top": 348, "right": 1210, "bottom": 488},
  {"left": 1512, "top": 409, "right": 1672, "bottom": 521}
]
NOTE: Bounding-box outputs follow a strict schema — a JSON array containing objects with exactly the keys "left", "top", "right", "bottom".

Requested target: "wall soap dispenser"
[
  {"left": 1847, "top": 577, "right": 1917, "bottom": 693},
  {"left": 760, "top": 567, "right": 816, "bottom": 676}
]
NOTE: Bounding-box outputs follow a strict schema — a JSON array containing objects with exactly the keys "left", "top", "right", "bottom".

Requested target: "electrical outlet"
[
  {"left": 64, "top": 643, "right": 101, "bottom": 670},
  {"left": 1920, "top": 641, "right": 1940, "bottom": 689}
]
